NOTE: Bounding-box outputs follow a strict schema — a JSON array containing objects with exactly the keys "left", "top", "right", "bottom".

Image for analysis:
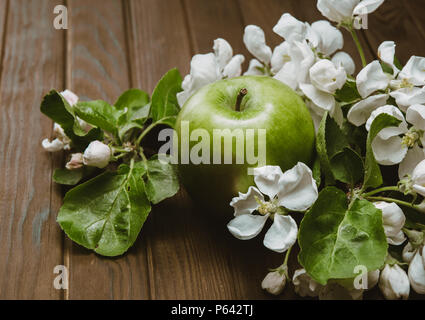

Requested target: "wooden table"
[{"left": 0, "top": 0, "right": 424, "bottom": 300}]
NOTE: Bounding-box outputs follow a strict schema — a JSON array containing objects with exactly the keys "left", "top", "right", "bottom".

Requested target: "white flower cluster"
[
  {"left": 347, "top": 43, "right": 425, "bottom": 175},
  {"left": 177, "top": 11, "right": 359, "bottom": 128},
  {"left": 41, "top": 90, "right": 112, "bottom": 169}
]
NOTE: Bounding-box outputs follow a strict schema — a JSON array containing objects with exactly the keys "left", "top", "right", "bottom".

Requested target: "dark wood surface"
[{"left": 0, "top": 0, "right": 424, "bottom": 299}]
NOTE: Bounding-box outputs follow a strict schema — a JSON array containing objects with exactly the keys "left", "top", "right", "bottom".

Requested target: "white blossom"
[
  {"left": 347, "top": 93, "right": 388, "bottom": 126},
  {"left": 83, "top": 141, "right": 111, "bottom": 169},
  {"left": 42, "top": 123, "right": 72, "bottom": 152},
  {"left": 379, "top": 263, "right": 410, "bottom": 300},
  {"left": 373, "top": 202, "right": 406, "bottom": 245},
  {"left": 307, "top": 20, "right": 344, "bottom": 56},
  {"left": 408, "top": 246, "right": 425, "bottom": 294},
  {"left": 309, "top": 59, "right": 346, "bottom": 94},
  {"left": 332, "top": 51, "right": 356, "bottom": 75},
  {"left": 261, "top": 270, "right": 287, "bottom": 295},
  {"left": 317, "top": 0, "right": 384, "bottom": 29},
  {"left": 177, "top": 39, "right": 246, "bottom": 106},
  {"left": 66, "top": 153, "right": 84, "bottom": 170},
  {"left": 273, "top": 13, "right": 308, "bottom": 43},
  {"left": 227, "top": 163, "right": 318, "bottom": 253},
  {"left": 243, "top": 25, "right": 272, "bottom": 65},
  {"left": 365, "top": 105, "right": 425, "bottom": 167},
  {"left": 378, "top": 41, "right": 399, "bottom": 74},
  {"left": 270, "top": 42, "right": 291, "bottom": 74},
  {"left": 356, "top": 60, "right": 390, "bottom": 98}
]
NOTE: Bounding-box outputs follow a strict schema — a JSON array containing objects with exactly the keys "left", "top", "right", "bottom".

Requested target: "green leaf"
[
  {"left": 298, "top": 187, "right": 388, "bottom": 285},
  {"left": 117, "top": 104, "right": 151, "bottom": 141},
  {"left": 40, "top": 90, "right": 103, "bottom": 149},
  {"left": 53, "top": 168, "right": 84, "bottom": 185},
  {"left": 115, "top": 89, "right": 150, "bottom": 110},
  {"left": 74, "top": 100, "right": 125, "bottom": 136},
  {"left": 312, "top": 155, "right": 321, "bottom": 188},
  {"left": 363, "top": 113, "right": 401, "bottom": 189},
  {"left": 150, "top": 68, "right": 182, "bottom": 127},
  {"left": 57, "top": 163, "right": 151, "bottom": 256},
  {"left": 316, "top": 113, "right": 349, "bottom": 185},
  {"left": 330, "top": 147, "right": 364, "bottom": 186},
  {"left": 144, "top": 155, "right": 180, "bottom": 204},
  {"left": 335, "top": 80, "right": 361, "bottom": 103}
]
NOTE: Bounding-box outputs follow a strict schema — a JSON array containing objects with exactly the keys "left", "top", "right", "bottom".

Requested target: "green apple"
[{"left": 175, "top": 76, "right": 315, "bottom": 215}]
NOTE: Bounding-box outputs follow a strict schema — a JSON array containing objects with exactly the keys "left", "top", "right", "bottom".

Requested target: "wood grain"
[
  {"left": 0, "top": 0, "right": 64, "bottom": 299},
  {"left": 127, "top": 0, "right": 242, "bottom": 300},
  {"left": 361, "top": 0, "right": 425, "bottom": 64},
  {"left": 65, "top": 0, "right": 150, "bottom": 300}
]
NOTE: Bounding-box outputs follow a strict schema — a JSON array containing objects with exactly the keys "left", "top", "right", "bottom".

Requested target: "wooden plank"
[
  {"left": 127, "top": 0, "right": 251, "bottom": 299},
  {"left": 65, "top": 0, "right": 150, "bottom": 300},
  {"left": 0, "top": 0, "right": 64, "bottom": 299},
  {"left": 238, "top": 0, "right": 373, "bottom": 73},
  {"left": 361, "top": 0, "right": 425, "bottom": 64}
]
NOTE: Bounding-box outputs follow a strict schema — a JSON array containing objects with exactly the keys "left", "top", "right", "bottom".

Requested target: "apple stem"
[{"left": 235, "top": 88, "right": 248, "bottom": 112}]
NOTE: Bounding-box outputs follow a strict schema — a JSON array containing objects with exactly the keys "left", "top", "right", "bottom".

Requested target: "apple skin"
[{"left": 175, "top": 76, "right": 315, "bottom": 215}]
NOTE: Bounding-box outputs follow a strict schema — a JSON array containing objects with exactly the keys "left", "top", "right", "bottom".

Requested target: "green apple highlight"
[{"left": 175, "top": 76, "right": 315, "bottom": 214}]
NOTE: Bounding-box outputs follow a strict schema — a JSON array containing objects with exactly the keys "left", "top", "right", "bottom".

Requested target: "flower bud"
[
  {"left": 292, "top": 268, "right": 321, "bottom": 297},
  {"left": 403, "top": 242, "right": 417, "bottom": 263},
  {"left": 261, "top": 270, "right": 286, "bottom": 295},
  {"left": 66, "top": 153, "right": 84, "bottom": 170},
  {"left": 42, "top": 138, "right": 65, "bottom": 152},
  {"left": 309, "top": 59, "right": 346, "bottom": 94},
  {"left": 379, "top": 264, "right": 410, "bottom": 300},
  {"left": 83, "top": 141, "right": 111, "bottom": 169},
  {"left": 60, "top": 89, "right": 79, "bottom": 106},
  {"left": 373, "top": 202, "right": 406, "bottom": 245},
  {"left": 408, "top": 247, "right": 425, "bottom": 294}
]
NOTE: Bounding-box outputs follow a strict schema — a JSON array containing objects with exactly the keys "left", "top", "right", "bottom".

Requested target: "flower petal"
[
  {"left": 378, "top": 41, "right": 399, "bottom": 75},
  {"left": 353, "top": 0, "right": 385, "bottom": 16},
  {"left": 230, "top": 186, "right": 264, "bottom": 216},
  {"left": 403, "top": 242, "right": 417, "bottom": 263},
  {"left": 372, "top": 134, "right": 408, "bottom": 165},
  {"left": 399, "top": 56, "right": 425, "bottom": 86},
  {"left": 41, "top": 138, "right": 64, "bottom": 152},
  {"left": 273, "top": 62, "right": 298, "bottom": 90},
  {"left": 227, "top": 213, "right": 269, "bottom": 240},
  {"left": 398, "top": 146, "right": 425, "bottom": 179},
  {"left": 374, "top": 202, "right": 406, "bottom": 245},
  {"left": 177, "top": 53, "right": 221, "bottom": 106},
  {"left": 273, "top": 13, "right": 307, "bottom": 43},
  {"left": 365, "top": 105, "right": 408, "bottom": 138},
  {"left": 408, "top": 249, "right": 425, "bottom": 294},
  {"left": 412, "top": 159, "right": 425, "bottom": 186},
  {"left": 347, "top": 94, "right": 389, "bottom": 126},
  {"left": 406, "top": 104, "right": 425, "bottom": 130},
  {"left": 253, "top": 166, "right": 284, "bottom": 199},
  {"left": 277, "top": 162, "right": 318, "bottom": 211},
  {"left": 413, "top": 184, "right": 425, "bottom": 197},
  {"left": 244, "top": 59, "right": 264, "bottom": 76},
  {"left": 222, "top": 54, "right": 245, "bottom": 78},
  {"left": 308, "top": 20, "right": 344, "bottom": 56},
  {"left": 332, "top": 51, "right": 355, "bottom": 75},
  {"left": 263, "top": 214, "right": 297, "bottom": 253},
  {"left": 356, "top": 60, "right": 390, "bottom": 98},
  {"left": 317, "top": 0, "right": 360, "bottom": 24},
  {"left": 60, "top": 89, "right": 79, "bottom": 106},
  {"left": 379, "top": 264, "right": 410, "bottom": 300},
  {"left": 271, "top": 42, "right": 291, "bottom": 74},
  {"left": 213, "top": 38, "right": 233, "bottom": 71},
  {"left": 300, "top": 83, "right": 336, "bottom": 112},
  {"left": 243, "top": 25, "right": 272, "bottom": 64},
  {"left": 390, "top": 87, "right": 425, "bottom": 112},
  {"left": 309, "top": 59, "right": 346, "bottom": 94}
]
